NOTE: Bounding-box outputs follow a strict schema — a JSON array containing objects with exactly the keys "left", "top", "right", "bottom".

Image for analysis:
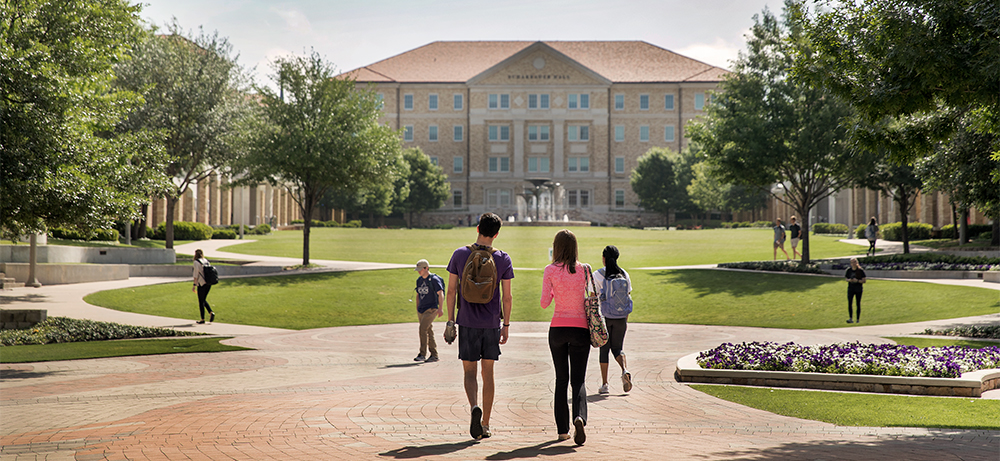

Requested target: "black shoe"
[
  {"left": 196, "top": 320, "right": 205, "bottom": 324},
  {"left": 846, "top": 319, "right": 854, "bottom": 324},
  {"left": 573, "top": 416, "right": 586, "bottom": 445},
  {"left": 424, "top": 355, "right": 439, "bottom": 363},
  {"left": 209, "top": 312, "right": 215, "bottom": 323},
  {"left": 470, "top": 406, "right": 483, "bottom": 440}
]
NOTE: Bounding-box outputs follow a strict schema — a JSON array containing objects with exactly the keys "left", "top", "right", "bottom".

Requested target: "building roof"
[{"left": 341, "top": 41, "right": 729, "bottom": 84}]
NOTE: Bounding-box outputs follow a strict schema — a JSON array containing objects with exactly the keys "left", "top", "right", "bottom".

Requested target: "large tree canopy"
[
  {"left": 114, "top": 22, "right": 255, "bottom": 248},
  {"left": 687, "top": 4, "right": 860, "bottom": 263},
  {"left": 1, "top": 0, "right": 168, "bottom": 239},
  {"left": 237, "top": 51, "right": 402, "bottom": 265},
  {"left": 393, "top": 148, "right": 450, "bottom": 228}
]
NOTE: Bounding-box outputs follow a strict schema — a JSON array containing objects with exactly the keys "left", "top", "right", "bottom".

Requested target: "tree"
[
  {"left": 1, "top": 0, "right": 168, "bottom": 241},
  {"left": 686, "top": 162, "right": 726, "bottom": 223},
  {"left": 238, "top": 51, "right": 402, "bottom": 265},
  {"left": 394, "top": 148, "right": 450, "bottom": 228},
  {"left": 114, "top": 22, "right": 254, "bottom": 249},
  {"left": 687, "top": 5, "right": 860, "bottom": 263},
  {"left": 630, "top": 148, "right": 688, "bottom": 224}
]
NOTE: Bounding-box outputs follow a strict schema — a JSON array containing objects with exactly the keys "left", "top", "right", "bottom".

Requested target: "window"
[
  {"left": 429, "top": 125, "right": 438, "bottom": 142},
  {"left": 614, "top": 125, "right": 624, "bottom": 142},
  {"left": 568, "top": 157, "right": 589, "bottom": 172},
  {"left": 615, "top": 156, "right": 625, "bottom": 173},
  {"left": 695, "top": 93, "right": 705, "bottom": 110},
  {"left": 487, "top": 189, "right": 511, "bottom": 207},
  {"left": 453, "top": 156, "right": 463, "bottom": 173},
  {"left": 580, "top": 190, "right": 589, "bottom": 207},
  {"left": 488, "top": 157, "right": 510, "bottom": 172},
  {"left": 528, "top": 94, "right": 550, "bottom": 109},
  {"left": 403, "top": 125, "right": 413, "bottom": 142},
  {"left": 568, "top": 125, "right": 589, "bottom": 142},
  {"left": 488, "top": 125, "right": 510, "bottom": 141},
  {"left": 428, "top": 94, "right": 438, "bottom": 111},
  {"left": 489, "top": 93, "right": 510, "bottom": 109},
  {"left": 615, "top": 190, "right": 625, "bottom": 208},
  {"left": 454, "top": 125, "right": 463, "bottom": 142},
  {"left": 614, "top": 94, "right": 624, "bottom": 110},
  {"left": 664, "top": 125, "right": 675, "bottom": 142},
  {"left": 640, "top": 94, "right": 649, "bottom": 110},
  {"left": 567, "top": 190, "right": 577, "bottom": 207},
  {"left": 453, "top": 190, "right": 463, "bottom": 208},
  {"left": 664, "top": 94, "right": 675, "bottom": 110},
  {"left": 567, "top": 190, "right": 596, "bottom": 209},
  {"left": 640, "top": 125, "right": 649, "bottom": 142},
  {"left": 453, "top": 94, "right": 463, "bottom": 110},
  {"left": 376, "top": 93, "right": 384, "bottom": 109},
  {"left": 404, "top": 94, "right": 413, "bottom": 110},
  {"left": 429, "top": 156, "right": 438, "bottom": 166},
  {"left": 528, "top": 157, "right": 550, "bottom": 173},
  {"left": 567, "top": 93, "right": 589, "bottom": 109},
  {"left": 528, "top": 125, "right": 550, "bottom": 141}
]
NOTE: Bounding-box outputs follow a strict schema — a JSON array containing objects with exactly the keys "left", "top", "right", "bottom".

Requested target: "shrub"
[
  {"left": 752, "top": 221, "right": 773, "bottom": 228},
  {"left": 0, "top": 317, "right": 200, "bottom": 346},
  {"left": 940, "top": 224, "right": 993, "bottom": 240},
  {"left": 922, "top": 325, "right": 1000, "bottom": 339},
  {"left": 432, "top": 224, "right": 455, "bottom": 230},
  {"left": 212, "top": 229, "right": 237, "bottom": 239},
  {"left": 857, "top": 253, "right": 1000, "bottom": 266},
  {"left": 291, "top": 219, "right": 303, "bottom": 224},
  {"left": 49, "top": 227, "right": 119, "bottom": 241},
  {"left": 249, "top": 223, "right": 271, "bottom": 235},
  {"left": 721, "top": 221, "right": 754, "bottom": 229},
  {"left": 151, "top": 221, "right": 214, "bottom": 241},
  {"left": 717, "top": 260, "right": 827, "bottom": 274},
  {"left": 881, "top": 222, "right": 933, "bottom": 241},
  {"left": 811, "top": 223, "right": 849, "bottom": 235},
  {"left": 342, "top": 220, "right": 362, "bottom": 228},
  {"left": 855, "top": 223, "right": 868, "bottom": 239}
]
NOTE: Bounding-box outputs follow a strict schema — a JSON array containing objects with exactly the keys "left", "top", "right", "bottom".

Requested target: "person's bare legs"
[
  {"left": 463, "top": 360, "right": 479, "bottom": 407},
  {"left": 600, "top": 353, "right": 627, "bottom": 386},
  {"left": 480, "top": 359, "right": 496, "bottom": 427}
]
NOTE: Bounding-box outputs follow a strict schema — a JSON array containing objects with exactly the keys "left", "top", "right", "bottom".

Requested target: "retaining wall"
[
  {"left": 0, "top": 309, "right": 47, "bottom": 329},
  {"left": 0, "top": 245, "right": 175, "bottom": 264},
  {"left": 0, "top": 263, "right": 129, "bottom": 285},
  {"left": 676, "top": 352, "right": 1000, "bottom": 397}
]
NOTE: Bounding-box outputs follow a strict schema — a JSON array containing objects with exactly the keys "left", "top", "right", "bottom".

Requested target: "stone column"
[
  {"left": 210, "top": 173, "right": 221, "bottom": 225},
  {"left": 265, "top": 185, "right": 274, "bottom": 226},
  {"left": 220, "top": 177, "right": 232, "bottom": 225},
  {"left": 196, "top": 178, "right": 209, "bottom": 224}
]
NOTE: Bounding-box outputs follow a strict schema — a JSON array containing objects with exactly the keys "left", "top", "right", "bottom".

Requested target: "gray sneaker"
[
  {"left": 414, "top": 355, "right": 426, "bottom": 362},
  {"left": 622, "top": 372, "right": 633, "bottom": 393},
  {"left": 424, "top": 355, "right": 439, "bottom": 363}
]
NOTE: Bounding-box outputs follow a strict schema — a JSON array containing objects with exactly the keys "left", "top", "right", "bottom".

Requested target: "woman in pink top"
[{"left": 540, "top": 229, "right": 590, "bottom": 445}]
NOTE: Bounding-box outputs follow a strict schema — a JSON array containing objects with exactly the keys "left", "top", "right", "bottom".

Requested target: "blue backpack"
[{"left": 598, "top": 268, "right": 632, "bottom": 318}]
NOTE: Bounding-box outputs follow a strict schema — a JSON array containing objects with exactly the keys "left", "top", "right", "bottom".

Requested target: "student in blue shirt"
[{"left": 414, "top": 259, "right": 444, "bottom": 363}]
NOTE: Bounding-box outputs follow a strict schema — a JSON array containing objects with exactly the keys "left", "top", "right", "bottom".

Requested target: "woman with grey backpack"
[{"left": 592, "top": 245, "right": 633, "bottom": 394}]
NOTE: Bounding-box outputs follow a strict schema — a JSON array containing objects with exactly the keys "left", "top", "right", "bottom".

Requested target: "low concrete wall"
[
  {"left": 676, "top": 352, "right": 1000, "bottom": 397},
  {"left": 1, "top": 309, "right": 47, "bottom": 329},
  {"left": 0, "top": 245, "right": 175, "bottom": 264},
  {"left": 0, "top": 263, "right": 129, "bottom": 285},
  {"left": 820, "top": 267, "right": 985, "bottom": 280},
  {"left": 984, "top": 272, "right": 1000, "bottom": 284}
]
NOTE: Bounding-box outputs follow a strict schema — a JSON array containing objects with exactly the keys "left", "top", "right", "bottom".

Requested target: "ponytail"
[{"left": 603, "top": 245, "right": 624, "bottom": 278}]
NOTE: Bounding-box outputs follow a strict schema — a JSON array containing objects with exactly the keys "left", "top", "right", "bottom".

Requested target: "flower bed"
[
  {"left": 922, "top": 325, "right": 1000, "bottom": 340},
  {"left": 717, "top": 261, "right": 826, "bottom": 274},
  {"left": 697, "top": 341, "right": 1000, "bottom": 379},
  {"left": 831, "top": 261, "right": 999, "bottom": 271}
]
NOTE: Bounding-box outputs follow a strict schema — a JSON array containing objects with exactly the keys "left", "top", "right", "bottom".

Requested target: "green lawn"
[
  {"left": 216, "top": 227, "right": 868, "bottom": 268},
  {"left": 691, "top": 385, "right": 1000, "bottom": 430},
  {"left": 0, "top": 337, "right": 249, "bottom": 363},
  {"left": 886, "top": 336, "right": 1000, "bottom": 349},
  {"left": 84, "top": 268, "right": 1000, "bottom": 330}
]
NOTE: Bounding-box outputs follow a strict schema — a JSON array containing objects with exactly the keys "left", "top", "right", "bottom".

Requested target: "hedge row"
[
  {"left": 857, "top": 253, "right": 1000, "bottom": 265},
  {"left": 717, "top": 260, "right": 827, "bottom": 274},
  {"left": 290, "top": 219, "right": 362, "bottom": 228},
  {"left": 720, "top": 221, "right": 775, "bottom": 229},
  {"left": 48, "top": 227, "right": 119, "bottom": 242},
  {"left": 811, "top": 223, "right": 849, "bottom": 235},
  {"left": 0, "top": 317, "right": 200, "bottom": 346},
  {"left": 940, "top": 224, "right": 993, "bottom": 240}
]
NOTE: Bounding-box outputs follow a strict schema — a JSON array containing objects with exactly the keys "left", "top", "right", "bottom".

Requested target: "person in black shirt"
[
  {"left": 788, "top": 216, "right": 802, "bottom": 260},
  {"left": 845, "top": 257, "right": 866, "bottom": 323}
]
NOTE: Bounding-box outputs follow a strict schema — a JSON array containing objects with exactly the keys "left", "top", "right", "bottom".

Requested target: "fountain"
[{"left": 507, "top": 178, "right": 591, "bottom": 227}]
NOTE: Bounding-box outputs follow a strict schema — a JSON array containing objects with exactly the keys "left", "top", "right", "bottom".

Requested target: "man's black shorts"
[{"left": 458, "top": 325, "right": 501, "bottom": 361}]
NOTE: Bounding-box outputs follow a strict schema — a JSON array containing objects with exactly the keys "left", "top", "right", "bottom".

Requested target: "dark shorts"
[{"left": 458, "top": 325, "right": 501, "bottom": 362}]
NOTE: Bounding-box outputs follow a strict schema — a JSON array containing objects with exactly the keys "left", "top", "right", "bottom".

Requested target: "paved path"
[{"left": 2, "top": 242, "right": 999, "bottom": 460}]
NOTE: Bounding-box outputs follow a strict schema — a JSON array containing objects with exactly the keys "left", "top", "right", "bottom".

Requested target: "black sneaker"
[
  {"left": 846, "top": 319, "right": 854, "bottom": 324},
  {"left": 196, "top": 320, "right": 205, "bottom": 324},
  {"left": 573, "top": 416, "right": 586, "bottom": 445},
  {"left": 470, "top": 406, "right": 483, "bottom": 439},
  {"left": 209, "top": 312, "right": 215, "bottom": 323},
  {"left": 424, "top": 355, "right": 439, "bottom": 363}
]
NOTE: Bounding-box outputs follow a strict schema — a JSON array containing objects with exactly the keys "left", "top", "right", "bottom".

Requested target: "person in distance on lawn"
[
  {"left": 192, "top": 249, "right": 215, "bottom": 325},
  {"left": 845, "top": 257, "right": 866, "bottom": 324},
  {"left": 413, "top": 259, "right": 444, "bottom": 363}
]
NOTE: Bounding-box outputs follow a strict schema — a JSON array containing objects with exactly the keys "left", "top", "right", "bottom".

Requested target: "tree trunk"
[
  {"left": 898, "top": 192, "right": 910, "bottom": 254},
  {"left": 165, "top": 197, "right": 178, "bottom": 249},
  {"left": 959, "top": 209, "right": 969, "bottom": 245},
  {"left": 301, "top": 197, "right": 313, "bottom": 266},
  {"left": 799, "top": 211, "right": 811, "bottom": 264},
  {"left": 991, "top": 215, "right": 999, "bottom": 246}
]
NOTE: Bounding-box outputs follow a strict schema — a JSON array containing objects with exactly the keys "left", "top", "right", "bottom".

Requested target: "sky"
[{"left": 139, "top": 0, "right": 780, "bottom": 87}]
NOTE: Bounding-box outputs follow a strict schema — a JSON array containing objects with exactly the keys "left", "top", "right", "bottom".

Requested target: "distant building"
[{"left": 343, "top": 41, "right": 727, "bottom": 226}]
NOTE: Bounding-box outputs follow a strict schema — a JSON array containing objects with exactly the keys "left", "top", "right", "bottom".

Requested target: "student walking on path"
[
  {"left": 773, "top": 219, "right": 789, "bottom": 261},
  {"left": 788, "top": 216, "right": 802, "bottom": 260},
  {"left": 540, "top": 229, "right": 591, "bottom": 445},
  {"left": 413, "top": 259, "right": 444, "bottom": 363},
  {"left": 845, "top": 257, "right": 867, "bottom": 324},
  {"left": 445, "top": 213, "right": 514, "bottom": 440},
  {"left": 592, "top": 245, "right": 633, "bottom": 395},
  {"left": 865, "top": 217, "right": 879, "bottom": 256},
  {"left": 191, "top": 249, "right": 215, "bottom": 325}
]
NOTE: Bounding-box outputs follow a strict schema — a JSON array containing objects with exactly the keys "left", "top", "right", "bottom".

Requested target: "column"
[
  {"left": 196, "top": 178, "right": 209, "bottom": 224},
  {"left": 210, "top": 173, "right": 221, "bottom": 225}
]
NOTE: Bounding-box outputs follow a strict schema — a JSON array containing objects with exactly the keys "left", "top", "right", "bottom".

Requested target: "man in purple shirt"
[{"left": 446, "top": 212, "right": 514, "bottom": 440}]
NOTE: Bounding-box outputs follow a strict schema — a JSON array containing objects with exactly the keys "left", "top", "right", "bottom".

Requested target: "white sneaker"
[{"left": 598, "top": 383, "right": 609, "bottom": 394}]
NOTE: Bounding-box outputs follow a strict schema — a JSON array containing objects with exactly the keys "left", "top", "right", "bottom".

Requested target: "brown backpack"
[{"left": 461, "top": 244, "right": 498, "bottom": 304}]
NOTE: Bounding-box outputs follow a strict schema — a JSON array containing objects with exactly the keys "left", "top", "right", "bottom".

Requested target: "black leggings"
[
  {"left": 867, "top": 239, "right": 876, "bottom": 254},
  {"left": 599, "top": 317, "right": 628, "bottom": 363},
  {"left": 848, "top": 289, "right": 862, "bottom": 321},
  {"left": 548, "top": 327, "right": 590, "bottom": 435},
  {"left": 197, "top": 284, "right": 213, "bottom": 320}
]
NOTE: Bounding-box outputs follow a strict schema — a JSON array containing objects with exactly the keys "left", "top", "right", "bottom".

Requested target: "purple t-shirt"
[{"left": 447, "top": 245, "right": 514, "bottom": 329}]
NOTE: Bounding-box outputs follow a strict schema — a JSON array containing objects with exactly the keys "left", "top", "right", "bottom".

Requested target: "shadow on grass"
[
  {"left": 712, "top": 436, "right": 996, "bottom": 460},
  {"left": 647, "top": 269, "right": 841, "bottom": 299},
  {"left": 221, "top": 271, "right": 349, "bottom": 288}
]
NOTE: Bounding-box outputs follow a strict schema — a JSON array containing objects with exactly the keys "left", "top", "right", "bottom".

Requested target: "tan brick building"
[{"left": 344, "top": 41, "right": 727, "bottom": 226}]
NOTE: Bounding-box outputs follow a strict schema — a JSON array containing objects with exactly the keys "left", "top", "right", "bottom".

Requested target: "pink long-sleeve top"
[{"left": 540, "top": 262, "right": 589, "bottom": 328}]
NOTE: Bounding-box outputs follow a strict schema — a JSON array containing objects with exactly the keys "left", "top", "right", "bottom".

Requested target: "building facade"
[{"left": 345, "top": 41, "right": 727, "bottom": 226}]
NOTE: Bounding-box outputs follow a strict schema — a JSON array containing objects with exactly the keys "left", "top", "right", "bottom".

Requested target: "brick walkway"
[{"left": 4, "top": 321, "right": 998, "bottom": 460}]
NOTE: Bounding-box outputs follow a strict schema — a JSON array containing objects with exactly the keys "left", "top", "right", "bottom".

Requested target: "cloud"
[
  {"left": 675, "top": 37, "right": 744, "bottom": 70},
  {"left": 270, "top": 7, "right": 312, "bottom": 33}
]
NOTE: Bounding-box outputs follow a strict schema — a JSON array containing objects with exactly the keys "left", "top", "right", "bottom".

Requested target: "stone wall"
[{"left": 1, "top": 309, "right": 47, "bottom": 330}]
